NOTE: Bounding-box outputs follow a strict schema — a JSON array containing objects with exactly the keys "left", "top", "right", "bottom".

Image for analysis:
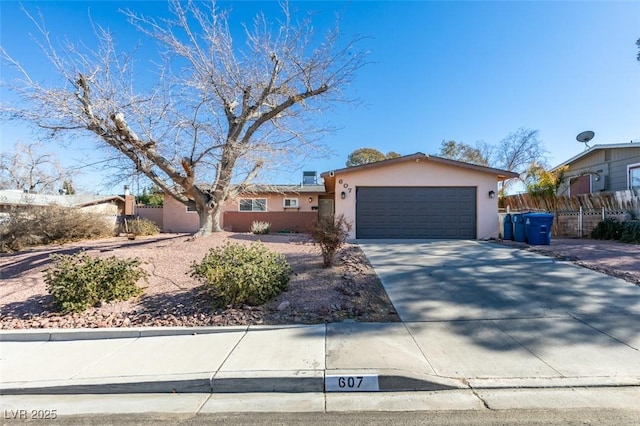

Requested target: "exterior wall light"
[
  {"left": 308, "top": 197, "right": 313, "bottom": 203},
  {"left": 488, "top": 190, "right": 496, "bottom": 199},
  {"left": 341, "top": 191, "right": 346, "bottom": 199}
]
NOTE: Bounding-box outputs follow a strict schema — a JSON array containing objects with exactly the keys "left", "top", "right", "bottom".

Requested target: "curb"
[
  {"left": 0, "top": 326, "right": 250, "bottom": 342},
  {"left": 0, "top": 372, "right": 467, "bottom": 396},
  {"left": 4, "top": 374, "right": 638, "bottom": 396}
]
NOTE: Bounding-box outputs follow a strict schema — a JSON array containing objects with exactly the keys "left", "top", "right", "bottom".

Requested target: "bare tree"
[
  {"left": 1, "top": 1, "right": 367, "bottom": 235},
  {"left": 0, "top": 142, "right": 68, "bottom": 193},
  {"left": 494, "top": 128, "right": 548, "bottom": 195}
]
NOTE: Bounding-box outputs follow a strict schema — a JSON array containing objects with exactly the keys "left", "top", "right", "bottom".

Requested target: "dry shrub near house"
[
  {"left": 0, "top": 205, "right": 114, "bottom": 253},
  {"left": 250, "top": 221, "right": 271, "bottom": 235},
  {"left": 190, "top": 242, "right": 291, "bottom": 308},
  {"left": 311, "top": 214, "right": 352, "bottom": 267},
  {"left": 120, "top": 218, "right": 160, "bottom": 236}
]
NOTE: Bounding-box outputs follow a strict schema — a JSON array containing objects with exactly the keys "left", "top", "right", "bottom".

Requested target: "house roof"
[
  {"left": 0, "top": 190, "right": 125, "bottom": 208},
  {"left": 552, "top": 142, "right": 640, "bottom": 171},
  {"left": 238, "top": 184, "right": 326, "bottom": 194},
  {"left": 320, "top": 152, "right": 519, "bottom": 180}
]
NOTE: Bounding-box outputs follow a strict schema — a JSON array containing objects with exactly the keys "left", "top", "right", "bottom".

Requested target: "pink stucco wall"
[
  {"left": 222, "top": 193, "right": 319, "bottom": 212},
  {"left": 163, "top": 196, "right": 200, "bottom": 233},
  {"left": 136, "top": 205, "right": 164, "bottom": 229},
  {"left": 331, "top": 159, "right": 501, "bottom": 239},
  {"left": 162, "top": 192, "right": 321, "bottom": 233}
]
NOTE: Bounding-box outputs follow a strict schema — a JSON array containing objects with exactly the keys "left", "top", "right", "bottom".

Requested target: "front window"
[
  {"left": 239, "top": 198, "right": 267, "bottom": 212},
  {"left": 283, "top": 198, "right": 299, "bottom": 208},
  {"left": 629, "top": 163, "right": 640, "bottom": 193}
]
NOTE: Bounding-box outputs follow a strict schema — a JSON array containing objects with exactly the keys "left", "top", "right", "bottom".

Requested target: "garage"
[
  {"left": 355, "top": 186, "right": 477, "bottom": 239},
  {"left": 320, "top": 153, "right": 518, "bottom": 240}
]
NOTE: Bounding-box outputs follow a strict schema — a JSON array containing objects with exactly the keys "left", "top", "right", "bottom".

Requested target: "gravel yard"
[{"left": 0, "top": 232, "right": 399, "bottom": 329}]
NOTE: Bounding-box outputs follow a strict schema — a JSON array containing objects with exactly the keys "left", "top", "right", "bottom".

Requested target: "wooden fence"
[
  {"left": 500, "top": 190, "right": 638, "bottom": 238},
  {"left": 501, "top": 189, "right": 639, "bottom": 212}
]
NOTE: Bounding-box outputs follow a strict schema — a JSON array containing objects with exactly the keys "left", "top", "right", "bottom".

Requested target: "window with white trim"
[
  {"left": 283, "top": 198, "right": 299, "bottom": 208},
  {"left": 629, "top": 163, "right": 640, "bottom": 192},
  {"left": 239, "top": 198, "right": 267, "bottom": 212}
]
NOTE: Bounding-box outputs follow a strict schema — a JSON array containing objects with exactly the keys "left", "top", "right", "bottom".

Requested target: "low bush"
[
  {"left": 44, "top": 252, "right": 147, "bottom": 314},
  {"left": 0, "top": 206, "right": 114, "bottom": 253},
  {"left": 591, "top": 218, "right": 624, "bottom": 240},
  {"left": 190, "top": 242, "right": 291, "bottom": 307},
  {"left": 310, "top": 214, "right": 352, "bottom": 267},
  {"left": 121, "top": 218, "right": 160, "bottom": 236},
  {"left": 620, "top": 221, "right": 640, "bottom": 244},
  {"left": 250, "top": 221, "right": 271, "bottom": 235}
]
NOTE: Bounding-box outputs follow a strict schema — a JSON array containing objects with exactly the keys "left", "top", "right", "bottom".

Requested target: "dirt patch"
[
  {"left": 497, "top": 237, "right": 640, "bottom": 286},
  {"left": 0, "top": 233, "right": 399, "bottom": 329}
]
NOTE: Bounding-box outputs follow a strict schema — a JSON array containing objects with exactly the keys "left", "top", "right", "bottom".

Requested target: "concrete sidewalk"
[{"left": 2, "top": 317, "right": 640, "bottom": 395}]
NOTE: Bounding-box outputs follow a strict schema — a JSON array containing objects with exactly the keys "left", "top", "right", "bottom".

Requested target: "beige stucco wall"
[{"left": 331, "top": 159, "right": 501, "bottom": 239}]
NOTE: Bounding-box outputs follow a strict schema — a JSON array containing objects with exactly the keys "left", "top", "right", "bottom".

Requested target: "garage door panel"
[{"left": 356, "top": 187, "right": 476, "bottom": 239}]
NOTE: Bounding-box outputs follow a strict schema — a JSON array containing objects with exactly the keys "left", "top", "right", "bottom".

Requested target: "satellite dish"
[{"left": 576, "top": 130, "right": 595, "bottom": 149}]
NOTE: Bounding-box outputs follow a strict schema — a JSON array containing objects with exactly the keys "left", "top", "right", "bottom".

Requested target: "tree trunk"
[{"left": 194, "top": 199, "right": 224, "bottom": 236}]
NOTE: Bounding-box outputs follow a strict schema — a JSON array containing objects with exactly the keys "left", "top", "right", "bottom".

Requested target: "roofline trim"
[{"left": 321, "top": 152, "right": 518, "bottom": 178}]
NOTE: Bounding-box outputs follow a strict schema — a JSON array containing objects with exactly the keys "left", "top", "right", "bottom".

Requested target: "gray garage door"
[{"left": 356, "top": 187, "right": 477, "bottom": 239}]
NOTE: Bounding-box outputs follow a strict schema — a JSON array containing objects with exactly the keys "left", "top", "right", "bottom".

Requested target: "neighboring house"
[
  {"left": 162, "top": 173, "right": 325, "bottom": 233},
  {"left": 552, "top": 142, "right": 640, "bottom": 196},
  {"left": 0, "top": 189, "right": 127, "bottom": 225},
  {"left": 321, "top": 153, "right": 518, "bottom": 240}
]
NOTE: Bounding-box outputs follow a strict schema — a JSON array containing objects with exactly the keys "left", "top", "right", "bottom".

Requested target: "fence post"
[
  {"left": 579, "top": 206, "right": 583, "bottom": 238},
  {"left": 602, "top": 207, "right": 605, "bottom": 220}
]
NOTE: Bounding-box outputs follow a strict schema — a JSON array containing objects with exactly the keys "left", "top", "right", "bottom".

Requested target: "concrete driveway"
[
  {"left": 358, "top": 240, "right": 640, "bottom": 383},
  {"left": 358, "top": 240, "right": 640, "bottom": 322}
]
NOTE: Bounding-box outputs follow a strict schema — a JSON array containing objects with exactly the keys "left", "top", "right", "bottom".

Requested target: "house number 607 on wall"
[{"left": 338, "top": 179, "right": 352, "bottom": 193}]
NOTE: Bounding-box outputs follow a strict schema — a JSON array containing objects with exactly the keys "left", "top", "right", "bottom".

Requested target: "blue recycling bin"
[
  {"left": 513, "top": 214, "right": 526, "bottom": 242},
  {"left": 503, "top": 214, "right": 513, "bottom": 240},
  {"left": 524, "top": 213, "right": 554, "bottom": 245}
]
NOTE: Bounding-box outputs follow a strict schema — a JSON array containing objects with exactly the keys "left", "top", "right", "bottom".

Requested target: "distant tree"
[
  {"left": 636, "top": 38, "right": 640, "bottom": 61},
  {"left": 525, "top": 163, "right": 567, "bottom": 200},
  {"left": 136, "top": 185, "right": 163, "bottom": 206},
  {"left": 437, "top": 140, "right": 491, "bottom": 166},
  {"left": 0, "top": 142, "right": 66, "bottom": 193},
  {"left": 1, "top": 1, "right": 367, "bottom": 236},
  {"left": 62, "top": 180, "right": 76, "bottom": 195},
  {"left": 345, "top": 148, "right": 401, "bottom": 167}
]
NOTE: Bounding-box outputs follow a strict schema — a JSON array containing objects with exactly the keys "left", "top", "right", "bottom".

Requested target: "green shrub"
[
  {"left": 44, "top": 252, "right": 147, "bottom": 313},
  {"left": 620, "top": 221, "right": 640, "bottom": 244},
  {"left": 121, "top": 218, "right": 160, "bottom": 236},
  {"left": 190, "top": 242, "right": 291, "bottom": 307},
  {"left": 0, "top": 206, "right": 114, "bottom": 253},
  {"left": 310, "top": 214, "right": 352, "bottom": 267},
  {"left": 250, "top": 221, "right": 271, "bottom": 235},
  {"left": 591, "top": 218, "right": 624, "bottom": 240}
]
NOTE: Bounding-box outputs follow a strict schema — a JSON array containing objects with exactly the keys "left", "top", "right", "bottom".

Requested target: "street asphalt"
[{"left": 1, "top": 240, "right": 640, "bottom": 415}]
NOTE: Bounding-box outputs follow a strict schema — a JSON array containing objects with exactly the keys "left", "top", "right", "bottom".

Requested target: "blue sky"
[{"left": 1, "top": 0, "right": 639, "bottom": 194}]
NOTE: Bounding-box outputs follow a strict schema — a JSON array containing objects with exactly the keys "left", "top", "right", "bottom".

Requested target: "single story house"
[
  {"left": 321, "top": 153, "right": 518, "bottom": 240},
  {"left": 152, "top": 153, "right": 517, "bottom": 239},
  {"left": 552, "top": 142, "right": 640, "bottom": 196},
  {"left": 0, "top": 189, "right": 127, "bottom": 226},
  {"left": 162, "top": 179, "right": 326, "bottom": 233}
]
